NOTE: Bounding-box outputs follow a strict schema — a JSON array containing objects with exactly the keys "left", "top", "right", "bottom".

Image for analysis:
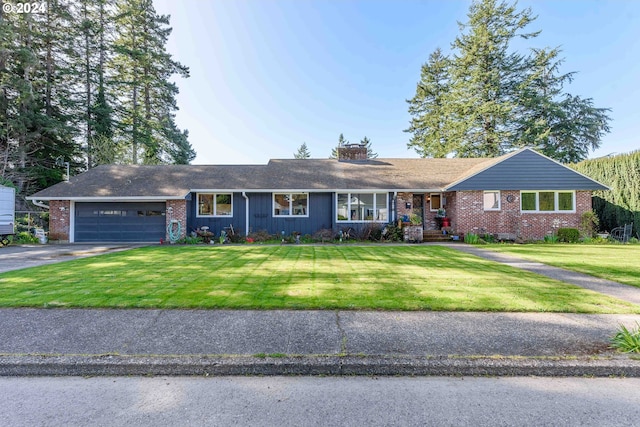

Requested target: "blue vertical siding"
[
  {"left": 187, "top": 192, "right": 334, "bottom": 236},
  {"left": 247, "top": 192, "right": 334, "bottom": 235},
  {"left": 187, "top": 192, "right": 246, "bottom": 236}
]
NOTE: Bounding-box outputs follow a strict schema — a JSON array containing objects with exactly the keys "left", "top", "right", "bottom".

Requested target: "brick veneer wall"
[
  {"left": 396, "top": 192, "right": 412, "bottom": 221},
  {"left": 453, "top": 190, "right": 592, "bottom": 240},
  {"left": 166, "top": 199, "right": 187, "bottom": 240},
  {"left": 49, "top": 200, "right": 71, "bottom": 243}
]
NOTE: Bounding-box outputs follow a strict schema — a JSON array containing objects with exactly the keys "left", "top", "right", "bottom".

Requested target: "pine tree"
[
  {"left": 515, "top": 48, "right": 611, "bottom": 163},
  {"left": 405, "top": 49, "right": 454, "bottom": 157},
  {"left": 406, "top": 0, "right": 610, "bottom": 162},
  {"left": 112, "top": 0, "right": 193, "bottom": 165},
  {"left": 330, "top": 133, "right": 349, "bottom": 158},
  {"left": 360, "top": 136, "right": 378, "bottom": 159},
  {"left": 0, "top": 6, "right": 82, "bottom": 200},
  {"left": 294, "top": 142, "right": 311, "bottom": 159}
]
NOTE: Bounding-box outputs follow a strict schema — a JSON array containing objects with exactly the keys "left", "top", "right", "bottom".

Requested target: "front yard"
[
  {"left": 0, "top": 245, "right": 637, "bottom": 313},
  {"left": 487, "top": 245, "right": 640, "bottom": 288}
]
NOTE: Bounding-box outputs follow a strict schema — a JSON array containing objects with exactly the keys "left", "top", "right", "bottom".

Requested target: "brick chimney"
[{"left": 337, "top": 143, "right": 368, "bottom": 161}]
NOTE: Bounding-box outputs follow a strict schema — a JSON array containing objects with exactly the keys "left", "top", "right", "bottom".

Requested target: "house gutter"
[
  {"left": 242, "top": 192, "right": 249, "bottom": 236},
  {"left": 31, "top": 200, "right": 50, "bottom": 210}
]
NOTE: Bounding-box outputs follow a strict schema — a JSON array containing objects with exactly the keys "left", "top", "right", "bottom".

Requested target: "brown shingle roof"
[{"left": 29, "top": 157, "right": 495, "bottom": 200}]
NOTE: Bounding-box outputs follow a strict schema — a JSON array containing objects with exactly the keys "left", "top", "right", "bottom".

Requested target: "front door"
[{"left": 412, "top": 194, "right": 424, "bottom": 228}]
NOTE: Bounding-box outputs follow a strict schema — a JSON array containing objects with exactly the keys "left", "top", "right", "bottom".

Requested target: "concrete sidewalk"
[
  {"left": 1, "top": 243, "right": 639, "bottom": 376},
  {"left": 1, "top": 308, "right": 639, "bottom": 377}
]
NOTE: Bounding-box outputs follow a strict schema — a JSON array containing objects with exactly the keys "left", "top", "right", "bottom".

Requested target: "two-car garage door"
[{"left": 75, "top": 202, "right": 166, "bottom": 242}]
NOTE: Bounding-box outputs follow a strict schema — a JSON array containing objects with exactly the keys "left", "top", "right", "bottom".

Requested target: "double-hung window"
[
  {"left": 336, "top": 192, "right": 388, "bottom": 222},
  {"left": 521, "top": 191, "right": 575, "bottom": 213},
  {"left": 273, "top": 193, "right": 308, "bottom": 217},
  {"left": 197, "top": 193, "right": 233, "bottom": 217}
]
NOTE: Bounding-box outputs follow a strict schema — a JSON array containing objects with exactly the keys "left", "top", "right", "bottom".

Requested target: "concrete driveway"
[{"left": 0, "top": 244, "right": 143, "bottom": 273}]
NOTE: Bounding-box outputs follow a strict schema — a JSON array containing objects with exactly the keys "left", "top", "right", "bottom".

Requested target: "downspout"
[
  {"left": 242, "top": 192, "right": 249, "bottom": 236},
  {"left": 31, "top": 200, "right": 50, "bottom": 210},
  {"left": 392, "top": 192, "right": 397, "bottom": 224}
]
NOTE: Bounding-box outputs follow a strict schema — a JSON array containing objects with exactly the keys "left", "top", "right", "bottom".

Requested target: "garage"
[{"left": 75, "top": 202, "right": 166, "bottom": 242}]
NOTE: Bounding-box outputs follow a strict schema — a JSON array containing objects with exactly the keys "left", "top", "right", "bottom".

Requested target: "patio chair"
[{"left": 610, "top": 223, "right": 633, "bottom": 243}]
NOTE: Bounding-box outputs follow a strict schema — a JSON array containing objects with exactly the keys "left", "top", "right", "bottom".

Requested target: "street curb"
[{"left": 1, "top": 354, "right": 639, "bottom": 377}]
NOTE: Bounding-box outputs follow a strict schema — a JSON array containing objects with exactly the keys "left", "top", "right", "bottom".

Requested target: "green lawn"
[
  {"left": 487, "top": 244, "right": 640, "bottom": 288},
  {"left": 0, "top": 245, "right": 637, "bottom": 313}
]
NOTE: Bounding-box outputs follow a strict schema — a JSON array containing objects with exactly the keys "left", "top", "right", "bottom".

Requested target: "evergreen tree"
[
  {"left": 406, "top": 49, "right": 454, "bottom": 157},
  {"left": 330, "top": 133, "right": 349, "bottom": 159},
  {"left": 515, "top": 48, "right": 611, "bottom": 163},
  {"left": 0, "top": 7, "right": 82, "bottom": 200},
  {"left": 112, "top": 0, "right": 193, "bottom": 165},
  {"left": 294, "top": 142, "right": 311, "bottom": 159},
  {"left": 360, "top": 136, "right": 378, "bottom": 159},
  {"left": 406, "top": 0, "right": 610, "bottom": 162}
]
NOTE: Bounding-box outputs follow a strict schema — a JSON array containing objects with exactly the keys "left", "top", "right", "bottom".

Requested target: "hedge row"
[{"left": 572, "top": 151, "right": 640, "bottom": 235}]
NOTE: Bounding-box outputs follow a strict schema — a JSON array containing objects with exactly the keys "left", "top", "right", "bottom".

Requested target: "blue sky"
[{"left": 153, "top": 0, "right": 640, "bottom": 165}]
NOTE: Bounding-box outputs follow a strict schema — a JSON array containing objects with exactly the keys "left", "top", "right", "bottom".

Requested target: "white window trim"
[
  {"left": 336, "top": 192, "right": 389, "bottom": 223},
  {"left": 429, "top": 193, "right": 442, "bottom": 212},
  {"left": 196, "top": 192, "right": 234, "bottom": 218},
  {"left": 520, "top": 190, "right": 576, "bottom": 213},
  {"left": 273, "top": 193, "right": 310, "bottom": 218},
  {"left": 483, "top": 190, "right": 501, "bottom": 211}
]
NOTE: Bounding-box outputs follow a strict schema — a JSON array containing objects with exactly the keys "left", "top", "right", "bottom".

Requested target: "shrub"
[
  {"left": 382, "top": 224, "right": 403, "bottom": 242},
  {"left": 557, "top": 228, "right": 580, "bottom": 243},
  {"left": 228, "top": 232, "right": 244, "bottom": 243},
  {"left": 481, "top": 233, "right": 496, "bottom": 243},
  {"left": 464, "top": 233, "right": 480, "bottom": 244},
  {"left": 247, "top": 230, "right": 274, "bottom": 242},
  {"left": 183, "top": 235, "right": 203, "bottom": 244},
  {"left": 12, "top": 232, "right": 39, "bottom": 244},
  {"left": 312, "top": 228, "right": 336, "bottom": 243},
  {"left": 543, "top": 234, "right": 559, "bottom": 243},
  {"left": 580, "top": 210, "right": 600, "bottom": 238},
  {"left": 610, "top": 323, "right": 640, "bottom": 354},
  {"left": 366, "top": 224, "right": 384, "bottom": 242}
]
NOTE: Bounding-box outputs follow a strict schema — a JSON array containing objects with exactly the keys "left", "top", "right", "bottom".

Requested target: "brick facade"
[
  {"left": 452, "top": 190, "right": 592, "bottom": 240},
  {"left": 394, "top": 190, "right": 592, "bottom": 240},
  {"left": 396, "top": 192, "right": 412, "bottom": 222},
  {"left": 166, "top": 199, "right": 187, "bottom": 240},
  {"left": 49, "top": 200, "right": 71, "bottom": 243},
  {"left": 337, "top": 144, "right": 368, "bottom": 161}
]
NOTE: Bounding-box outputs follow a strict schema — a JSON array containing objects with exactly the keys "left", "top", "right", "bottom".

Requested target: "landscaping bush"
[
  {"left": 464, "top": 233, "right": 480, "bottom": 244},
  {"left": 572, "top": 151, "right": 640, "bottom": 235},
  {"left": 580, "top": 210, "right": 600, "bottom": 238},
  {"left": 543, "top": 234, "right": 559, "bottom": 243},
  {"left": 382, "top": 224, "right": 403, "bottom": 242},
  {"left": 610, "top": 323, "right": 640, "bottom": 354},
  {"left": 557, "top": 228, "right": 580, "bottom": 243},
  {"left": 312, "top": 228, "right": 336, "bottom": 243},
  {"left": 481, "top": 233, "right": 496, "bottom": 243},
  {"left": 12, "top": 231, "right": 39, "bottom": 244},
  {"left": 228, "top": 232, "right": 244, "bottom": 243},
  {"left": 247, "top": 230, "right": 274, "bottom": 242},
  {"left": 182, "top": 235, "right": 203, "bottom": 245}
]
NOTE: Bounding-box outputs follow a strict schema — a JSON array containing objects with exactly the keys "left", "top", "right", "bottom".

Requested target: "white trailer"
[{"left": 0, "top": 185, "right": 15, "bottom": 246}]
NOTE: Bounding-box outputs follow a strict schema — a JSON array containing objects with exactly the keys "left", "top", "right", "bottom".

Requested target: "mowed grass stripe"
[
  {"left": 0, "top": 245, "right": 638, "bottom": 313},
  {"left": 487, "top": 244, "right": 640, "bottom": 288}
]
